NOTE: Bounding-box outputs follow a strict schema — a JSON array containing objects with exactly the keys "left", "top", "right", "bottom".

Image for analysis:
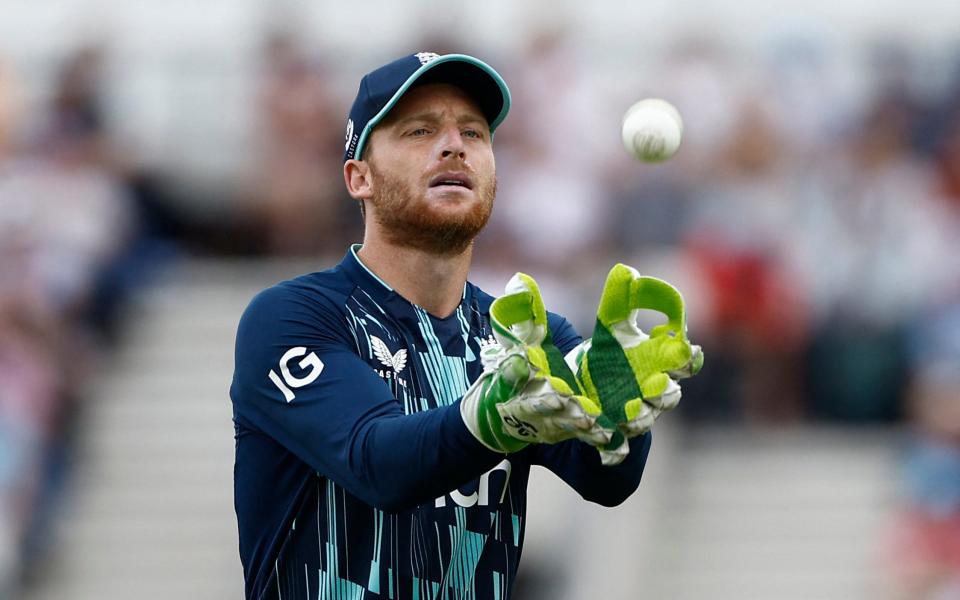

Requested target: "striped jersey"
[{"left": 230, "top": 246, "right": 652, "bottom": 600}]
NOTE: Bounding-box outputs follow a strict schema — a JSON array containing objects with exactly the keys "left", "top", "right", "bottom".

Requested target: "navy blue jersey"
[{"left": 231, "top": 246, "right": 652, "bottom": 600}]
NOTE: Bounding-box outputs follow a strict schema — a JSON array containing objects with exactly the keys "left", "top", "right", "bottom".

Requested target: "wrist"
[{"left": 460, "top": 370, "right": 528, "bottom": 454}]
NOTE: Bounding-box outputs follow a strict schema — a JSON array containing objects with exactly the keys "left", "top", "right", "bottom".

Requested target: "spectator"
[
  {"left": 882, "top": 305, "right": 960, "bottom": 597},
  {"left": 249, "top": 32, "right": 354, "bottom": 256},
  {"left": 0, "top": 45, "right": 134, "bottom": 589}
]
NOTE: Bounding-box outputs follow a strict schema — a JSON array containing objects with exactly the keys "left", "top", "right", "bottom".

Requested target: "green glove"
[
  {"left": 460, "top": 273, "right": 612, "bottom": 453},
  {"left": 571, "top": 263, "right": 703, "bottom": 465}
]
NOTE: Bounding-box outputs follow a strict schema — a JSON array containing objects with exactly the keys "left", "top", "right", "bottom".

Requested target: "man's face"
[{"left": 361, "top": 83, "right": 497, "bottom": 255}]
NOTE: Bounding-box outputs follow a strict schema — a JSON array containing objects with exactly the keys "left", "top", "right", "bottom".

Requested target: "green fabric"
[
  {"left": 462, "top": 266, "right": 703, "bottom": 455},
  {"left": 464, "top": 272, "right": 606, "bottom": 452},
  {"left": 489, "top": 274, "right": 594, "bottom": 406},
  {"left": 469, "top": 359, "right": 528, "bottom": 453},
  {"left": 582, "top": 318, "right": 641, "bottom": 452},
  {"left": 543, "top": 336, "right": 582, "bottom": 396},
  {"left": 488, "top": 292, "right": 532, "bottom": 345},
  {"left": 578, "top": 264, "right": 704, "bottom": 458}
]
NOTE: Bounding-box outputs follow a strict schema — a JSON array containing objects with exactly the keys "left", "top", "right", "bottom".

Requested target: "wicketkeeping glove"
[
  {"left": 569, "top": 264, "right": 703, "bottom": 465},
  {"left": 460, "top": 273, "right": 612, "bottom": 453}
]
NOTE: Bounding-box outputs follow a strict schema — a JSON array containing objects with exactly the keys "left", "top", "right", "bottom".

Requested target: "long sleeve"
[
  {"left": 231, "top": 285, "right": 503, "bottom": 513},
  {"left": 531, "top": 432, "right": 651, "bottom": 506}
]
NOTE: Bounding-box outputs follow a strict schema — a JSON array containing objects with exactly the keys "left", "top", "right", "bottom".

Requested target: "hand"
[
  {"left": 571, "top": 264, "right": 703, "bottom": 465},
  {"left": 460, "top": 273, "right": 612, "bottom": 453}
]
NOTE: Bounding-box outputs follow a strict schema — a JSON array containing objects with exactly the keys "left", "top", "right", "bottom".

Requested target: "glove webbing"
[{"left": 581, "top": 320, "right": 641, "bottom": 452}]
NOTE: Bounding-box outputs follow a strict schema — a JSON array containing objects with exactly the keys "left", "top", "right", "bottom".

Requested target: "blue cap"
[{"left": 343, "top": 52, "right": 511, "bottom": 163}]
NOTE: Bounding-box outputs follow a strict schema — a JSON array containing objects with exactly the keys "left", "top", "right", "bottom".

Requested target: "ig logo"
[{"left": 268, "top": 347, "right": 323, "bottom": 402}]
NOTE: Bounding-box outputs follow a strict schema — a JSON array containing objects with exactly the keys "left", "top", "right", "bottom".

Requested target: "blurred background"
[{"left": 1, "top": 0, "right": 959, "bottom": 598}]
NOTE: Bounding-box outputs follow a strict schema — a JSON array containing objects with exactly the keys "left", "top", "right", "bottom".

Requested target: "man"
[{"left": 231, "top": 52, "right": 699, "bottom": 600}]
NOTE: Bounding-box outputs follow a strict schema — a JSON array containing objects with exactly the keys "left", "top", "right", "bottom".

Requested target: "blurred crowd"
[
  {"left": 0, "top": 47, "right": 125, "bottom": 593},
  {"left": 1, "top": 25, "right": 959, "bottom": 597},
  {"left": 0, "top": 46, "right": 182, "bottom": 594}
]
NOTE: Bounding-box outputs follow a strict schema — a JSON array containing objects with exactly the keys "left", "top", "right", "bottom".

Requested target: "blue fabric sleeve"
[
  {"left": 533, "top": 312, "right": 652, "bottom": 506},
  {"left": 532, "top": 432, "right": 652, "bottom": 506},
  {"left": 231, "top": 285, "right": 504, "bottom": 512}
]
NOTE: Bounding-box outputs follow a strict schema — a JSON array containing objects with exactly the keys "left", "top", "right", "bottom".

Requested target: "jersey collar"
[
  {"left": 345, "top": 244, "right": 393, "bottom": 291},
  {"left": 339, "top": 244, "right": 472, "bottom": 322}
]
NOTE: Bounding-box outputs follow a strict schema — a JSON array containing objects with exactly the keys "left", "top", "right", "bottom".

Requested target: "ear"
[{"left": 344, "top": 159, "right": 374, "bottom": 200}]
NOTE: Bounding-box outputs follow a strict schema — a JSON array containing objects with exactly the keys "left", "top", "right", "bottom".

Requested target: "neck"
[{"left": 357, "top": 238, "right": 472, "bottom": 318}]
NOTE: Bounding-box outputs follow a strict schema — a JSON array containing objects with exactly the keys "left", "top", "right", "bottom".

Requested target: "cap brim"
[{"left": 354, "top": 54, "right": 511, "bottom": 161}]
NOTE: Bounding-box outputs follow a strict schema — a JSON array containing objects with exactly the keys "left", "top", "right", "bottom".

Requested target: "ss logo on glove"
[{"left": 503, "top": 415, "right": 538, "bottom": 438}]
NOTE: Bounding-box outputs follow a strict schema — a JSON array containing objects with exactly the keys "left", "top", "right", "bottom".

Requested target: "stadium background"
[{"left": 1, "top": 0, "right": 959, "bottom": 598}]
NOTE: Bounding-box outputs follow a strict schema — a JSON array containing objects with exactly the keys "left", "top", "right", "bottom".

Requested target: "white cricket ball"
[{"left": 621, "top": 98, "right": 684, "bottom": 163}]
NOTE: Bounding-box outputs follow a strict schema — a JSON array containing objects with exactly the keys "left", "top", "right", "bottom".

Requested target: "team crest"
[
  {"left": 478, "top": 335, "right": 499, "bottom": 352},
  {"left": 477, "top": 335, "right": 504, "bottom": 371}
]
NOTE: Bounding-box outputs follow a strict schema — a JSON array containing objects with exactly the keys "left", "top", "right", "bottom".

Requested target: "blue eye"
[
  {"left": 410, "top": 128, "right": 430, "bottom": 136},
  {"left": 463, "top": 129, "right": 483, "bottom": 139}
]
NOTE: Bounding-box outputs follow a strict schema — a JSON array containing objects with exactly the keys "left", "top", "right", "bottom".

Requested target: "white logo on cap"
[
  {"left": 415, "top": 52, "right": 440, "bottom": 65},
  {"left": 344, "top": 119, "right": 354, "bottom": 152}
]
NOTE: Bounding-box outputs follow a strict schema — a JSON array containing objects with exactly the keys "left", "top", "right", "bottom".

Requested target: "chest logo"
[{"left": 371, "top": 336, "right": 408, "bottom": 374}]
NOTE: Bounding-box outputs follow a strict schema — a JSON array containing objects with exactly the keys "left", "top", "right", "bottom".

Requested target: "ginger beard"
[{"left": 366, "top": 163, "right": 496, "bottom": 256}]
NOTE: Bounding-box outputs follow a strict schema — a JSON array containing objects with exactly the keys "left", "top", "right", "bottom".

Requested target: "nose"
[{"left": 438, "top": 126, "right": 466, "bottom": 161}]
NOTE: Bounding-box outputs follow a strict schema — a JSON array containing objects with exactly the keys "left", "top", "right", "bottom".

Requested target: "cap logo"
[
  {"left": 415, "top": 52, "right": 440, "bottom": 66},
  {"left": 344, "top": 118, "right": 354, "bottom": 152}
]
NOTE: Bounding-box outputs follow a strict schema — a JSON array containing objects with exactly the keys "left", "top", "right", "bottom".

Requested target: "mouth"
[{"left": 428, "top": 172, "right": 474, "bottom": 191}]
